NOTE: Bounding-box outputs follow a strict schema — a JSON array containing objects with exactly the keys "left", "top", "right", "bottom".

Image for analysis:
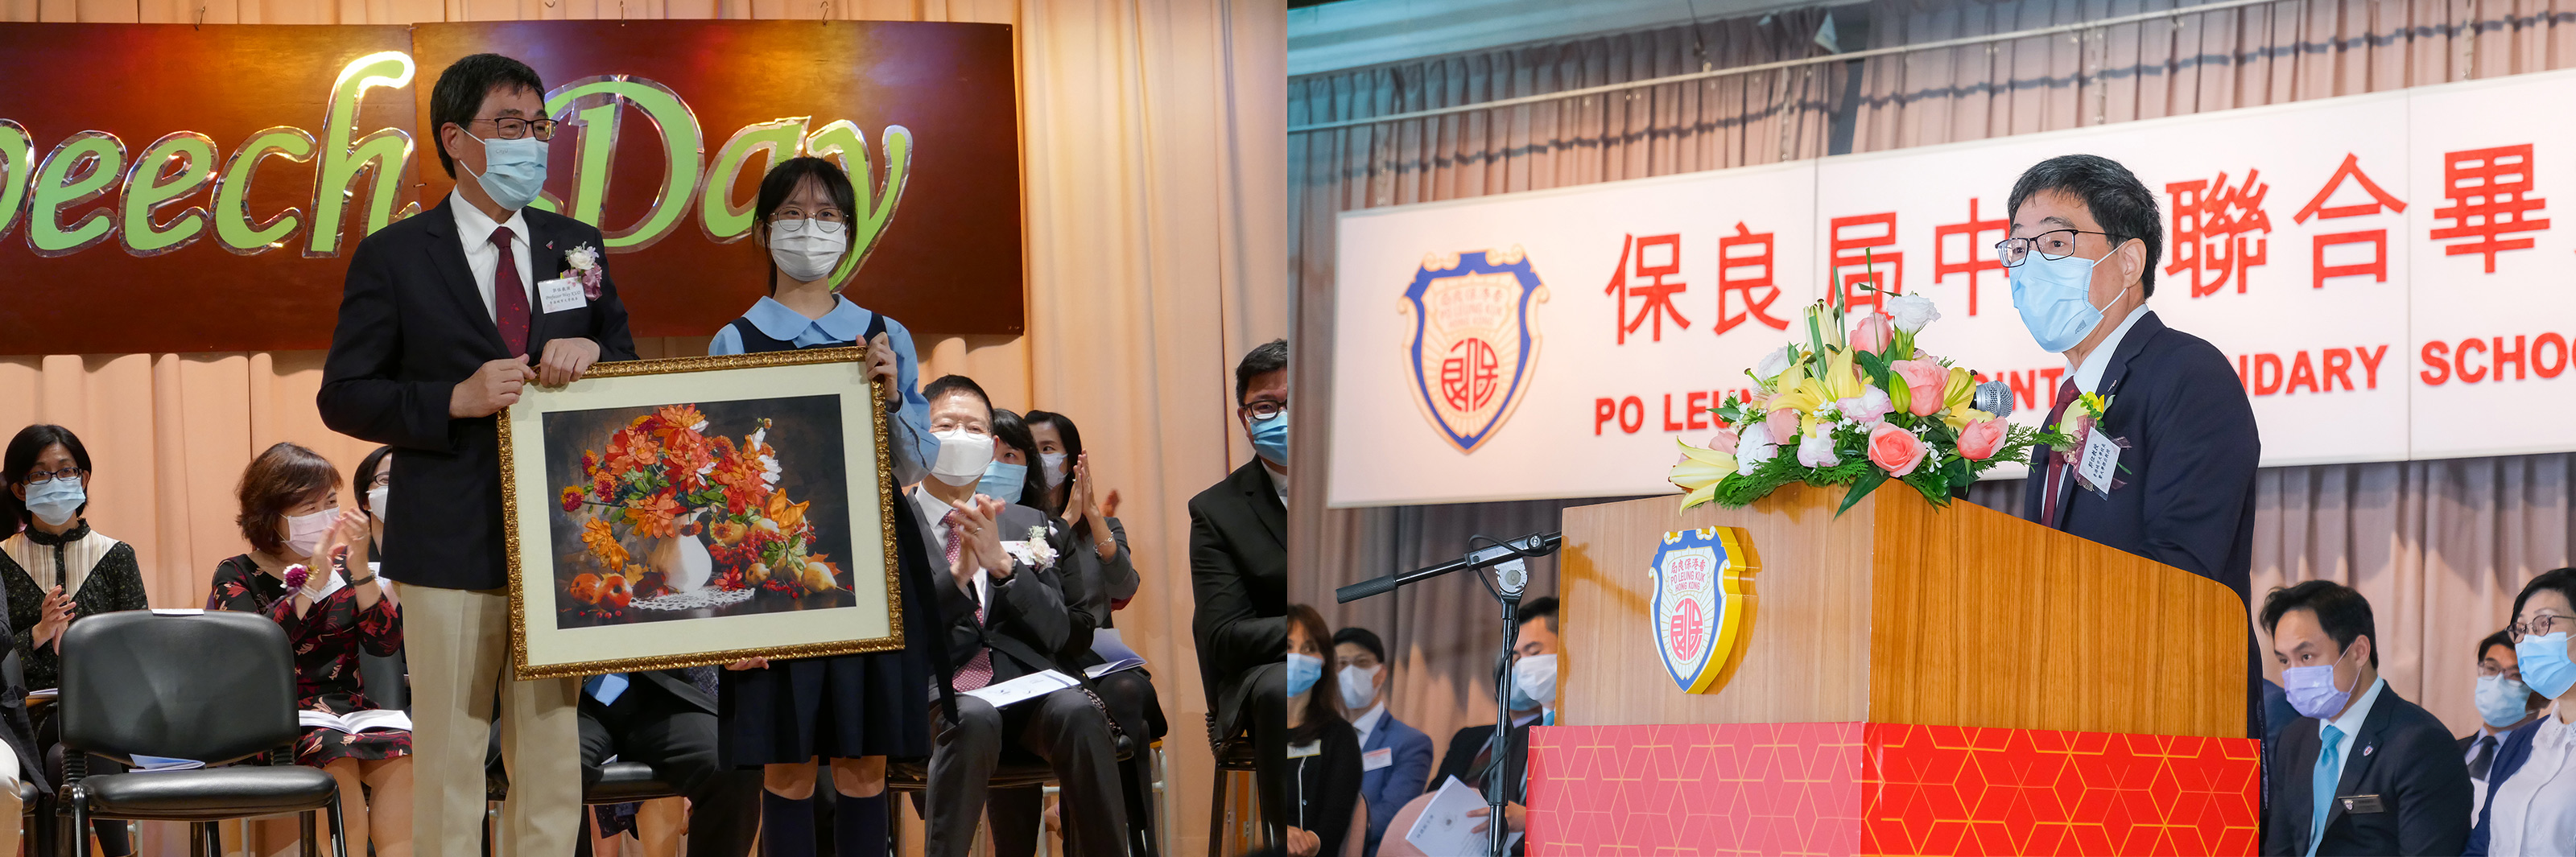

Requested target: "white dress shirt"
[
  {"left": 2488, "top": 706, "right": 2576, "bottom": 857},
  {"left": 2319, "top": 676, "right": 2388, "bottom": 790},
  {"left": 449, "top": 190, "right": 535, "bottom": 320},
  {"left": 1351, "top": 702, "right": 1388, "bottom": 748},
  {"left": 2070, "top": 306, "right": 2150, "bottom": 395},
  {"left": 911, "top": 487, "right": 990, "bottom": 608}
]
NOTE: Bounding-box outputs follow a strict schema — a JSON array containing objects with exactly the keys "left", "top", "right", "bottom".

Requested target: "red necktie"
[
  {"left": 942, "top": 510, "right": 994, "bottom": 690},
  {"left": 2040, "top": 378, "right": 2081, "bottom": 529},
  {"left": 491, "top": 226, "right": 529, "bottom": 357}
]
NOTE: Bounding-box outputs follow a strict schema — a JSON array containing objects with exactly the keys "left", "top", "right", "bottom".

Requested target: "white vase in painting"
[{"left": 650, "top": 515, "right": 714, "bottom": 593}]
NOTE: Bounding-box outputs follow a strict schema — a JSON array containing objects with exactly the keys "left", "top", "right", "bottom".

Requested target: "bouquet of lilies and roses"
[{"left": 1670, "top": 282, "right": 2060, "bottom": 515}]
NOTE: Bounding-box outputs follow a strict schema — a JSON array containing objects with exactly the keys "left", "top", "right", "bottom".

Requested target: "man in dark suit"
[
  {"left": 909, "top": 376, "right": 1125, "bottom": 857},
  {"left": 2260, "top": 581, "right": 2471, "bottom": 856},
  {"left": 571, "top": 667, "right": 759, "bottom": 857},
  {"left": 318, "top": 53, "right": 634, "bottom": 857},
  {"left": 2004, "top": 154, "right": 2261, "bottom": 605},
  {"left": 1189, "top": 338, "right": 1290, "bottom": 828}
]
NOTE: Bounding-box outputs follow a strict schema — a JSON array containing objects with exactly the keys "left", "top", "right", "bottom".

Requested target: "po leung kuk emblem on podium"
[
  {"left": 1649, "top": 526, "right": 1761, "bottom": 694},
  {"left": 1400, "top": 248, "right": 1546, "bottom": 455}
]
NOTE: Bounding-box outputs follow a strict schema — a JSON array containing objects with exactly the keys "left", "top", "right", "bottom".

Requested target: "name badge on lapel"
[
  {"left": 2075, "top": 428, "right": 2120, "bottom": 496},
  {"left": 1362, "top": 747, "right": 1393, "bottom": 771},
  {"left": 537, "top": 277, "right": 588, "bottom": 314},
  {"left": 1288, "top": 740, "right": 1322, "bottom": 760},
  {"left": 2339, "top": 794, "right": 2386, "bottom": 814}
]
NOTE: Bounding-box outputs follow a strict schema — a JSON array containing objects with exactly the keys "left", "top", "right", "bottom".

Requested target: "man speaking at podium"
[{"left": 2001, "top": 154, "right": 2261, "bottom": 605}]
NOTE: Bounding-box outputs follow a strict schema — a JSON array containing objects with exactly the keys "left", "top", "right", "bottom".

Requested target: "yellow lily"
[
  {"left": 1939, "top": 368, "right": 1983, "bottom": 430},
  {"left": 1818, "top": 348, "right": 1866, "bottom": 401},
  {"left": 1670, "top": 439, "right": 1740, "bottom": 510}
]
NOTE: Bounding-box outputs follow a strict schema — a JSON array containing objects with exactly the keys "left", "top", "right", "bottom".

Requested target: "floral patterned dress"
[{"left": 206, "top": 555, "right": 411, "bottom": 767}]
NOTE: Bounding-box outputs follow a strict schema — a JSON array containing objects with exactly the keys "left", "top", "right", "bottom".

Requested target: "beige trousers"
[{"left": 398, "top": 583, "right": 579, "bottom": 857}]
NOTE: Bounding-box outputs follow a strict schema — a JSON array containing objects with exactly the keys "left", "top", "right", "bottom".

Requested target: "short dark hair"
[
  {"left": 4, "top": 424, "right": 93, "bottom": 531},
  {"left": 1334, "top": 627, "right": 1386, "bottom": 663},
  {"left": 2260, "top": 580, "right": 2378, "bottom": 668},
  {"left": 923, "top": 375, "right": 992, "bottom": 413},
  {"left": 1520, "top": 595, "right": 1559, "bottom": 636},
  {"left": 985, "top": 409, "right": 1046, "bottom": 509},
  {"left": 429, "top": 53, "right": 547, "bottom": 179},
  {"left": 235, "top": 443, "right": 341, "bottom": 557},
  {"left": 754, "top": 156, "right": 861, "bottom": 293},
  {"left": 2512, "top": 568, "right": 2576, "bottom": 636},
  {"left": 2479, "top": 629, "right": 2516, "bottom": 663},
  {"left": 353, "top": 446, "right": 394, "bottom": 512},
  {"left": 1234, "top": 338, "right": 1288, "bottom": 405},
  {"left": 2008, "top": 155, "right": 2165, "bottom": 299}
]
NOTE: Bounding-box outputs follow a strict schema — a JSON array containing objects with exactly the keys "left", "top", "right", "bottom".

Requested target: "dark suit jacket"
[
  {"left": 909, "top": 492, "right": 1075, "bottom": 686},
  {"left": 1430, "top": 720, "right": 1531, "bottom": 801},
  {"left": 2264, "top": 685, "right": 2474, "bottom": 856},
  {"left": 2464, "top": 716, "right": 2546, "bottom": 856},
  {"left": 1189, "top": 459, "right": 1286, "bottom": 737},
  {"left": 2021, "top": 311, "right": 2259, "bottom": 604},
  {"left": 318, "top": 197, "right": 636, "bottom": 591}
]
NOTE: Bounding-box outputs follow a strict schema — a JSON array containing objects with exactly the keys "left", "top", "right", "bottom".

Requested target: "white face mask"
[
  {"left": 1339, "top": 664, "right": 1380, "bottom": 711},
  {"left": 282, "top": 508, "right": 336, "bottom": 558},
  {"left": 768, "top": 218, "right": 848, "bottom": 284},
  {"left": 929, "top": 429, "right": 996, "bottom": 487},
  {"left": 1513, "top": 653, "right": 1558, "bottom": 708},
  {"left": 1039, "top": 452, "right": 1069, "bottom": 488},
  {"left": 366, "top": 486, "right": 390, "bottom": 523}
]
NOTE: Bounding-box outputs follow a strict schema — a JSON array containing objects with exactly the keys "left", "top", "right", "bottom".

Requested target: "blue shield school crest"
[
  {"left": 1648, "top": 526, "right": 1762, "bottom": 694},
  {"left": 1401, "top": 249, "right": 1547, "bottom": 455}
]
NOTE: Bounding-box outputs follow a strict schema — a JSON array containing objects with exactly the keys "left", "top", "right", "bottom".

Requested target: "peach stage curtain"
[{"left": 0, "top": 2, "right": 1286, "bottom": 855}]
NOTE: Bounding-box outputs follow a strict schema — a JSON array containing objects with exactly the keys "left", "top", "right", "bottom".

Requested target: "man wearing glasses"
[
  {"left": 320, "top": 53, "right": 635, "bottom": 857},
  {"left": 1187, "top": 338, "right": 1290, "bottom": 846}
]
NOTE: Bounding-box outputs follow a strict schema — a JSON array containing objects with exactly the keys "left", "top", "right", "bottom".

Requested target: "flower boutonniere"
[
  {"left": 2050, "top": 391, "right": 2116, "bottom": 453},
  {"left": 1001, "top": 525, "right": 1059, "bottom": 570},
  {"left": 565, "top": 242, "right": 605, "bottom": 299}
]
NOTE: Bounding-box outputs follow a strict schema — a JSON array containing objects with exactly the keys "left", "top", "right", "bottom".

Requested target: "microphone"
[
  {"left": 1972, "top": 379, "right": 2016, "bottom": 418},
  {"left": 1335, "top": 531, "right": 1562, "bottom": 604}
]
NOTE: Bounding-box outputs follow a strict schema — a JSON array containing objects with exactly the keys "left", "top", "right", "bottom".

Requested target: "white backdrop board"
[{"left": 1328, "top": 68, "right": 2576, "bottom": 508}]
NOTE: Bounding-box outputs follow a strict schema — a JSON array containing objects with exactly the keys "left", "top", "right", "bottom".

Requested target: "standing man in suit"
[
  {"left": 909, "top": 375, "right": 1125, "bottom": 857},
  {"left": 320, "top": 53, "right": 635, "bottom": 857},
  {"left": 1190, "top": 338, "right": 1290, "bottom": 830},
  {"left": 2259, "top": 581, "right": 2471, "bottom": 856},
  {"left": 573, "top": 667, "right": 759, "bottom": 857},
  {"left": 1332, "top": 626, "right": 1431, "bottom": 857},
  {"left": 2003, "top": 154, "right": 2261, "bottom": 604}
]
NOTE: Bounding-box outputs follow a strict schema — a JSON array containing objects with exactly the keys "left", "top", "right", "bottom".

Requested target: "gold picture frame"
[{"left": 499, "top": 347, "right": 902, "bottom": 680}]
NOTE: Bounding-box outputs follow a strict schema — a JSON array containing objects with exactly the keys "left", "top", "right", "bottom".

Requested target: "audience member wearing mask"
[
  {"left": 1430, "top": 596, "right": 1558, "bottom": 796},
  {"left": 1333, "top": 627, "right": 1430, "bottom": 857},
  {"left": 1286, "top": 605, "right": 1361, "bottom": 857},
  {"left": 2260, "top": 580, "right": 2471, "bottom": 856},
  {"left": 2467, "top": 567, "right": 2576, "bottom": 857},
  {"left": 2465, "top": 628, "right": 2547, "bottom": 818},
  {"left": 207, "top": 443, "right": 412, "bottom": 857},
  {"left": 1189, "top": 339, "right": 1291, "bottom": 834},
  {"left": 712, "top": 155, "right": 943, "bottom": 857},
  {"left": 2, "top": 424, "right": 146, "bottom": 857}
]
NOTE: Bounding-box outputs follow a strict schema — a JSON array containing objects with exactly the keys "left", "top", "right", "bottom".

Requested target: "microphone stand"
[{"left": 1336, "top": 530, "right": 1559, "bottom": 856}]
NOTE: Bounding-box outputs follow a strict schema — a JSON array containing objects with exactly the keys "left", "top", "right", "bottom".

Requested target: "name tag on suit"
[
  {"left": 2076, "top": 429, "right": 2120, "bottom": 495},
  {"left": 538, "top": 277, "right": 588, "bottom": 313},
  {"left": 1363, "top": 747, "right": 1393, "bottom": 771},
  {"left": 2339, "top": 794, "right": 2387, "bottom": 814}
]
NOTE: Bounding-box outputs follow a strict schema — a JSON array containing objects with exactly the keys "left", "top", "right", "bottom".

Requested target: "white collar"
[
  {"left": 448, "top": 189, "right": 529, "bottom": 246},
  {"left": 1351, "top": 703, "right": 1388, "bottom": 741},
  {"left": 2322, "top": 675, "right": 2388, "bottom": 739},
  {"left": 2070, "top": 307, "right": 2151, "bottom": 393},
  {"left": 1264, "top": 461, "right": 1288, "bottom": 502}
]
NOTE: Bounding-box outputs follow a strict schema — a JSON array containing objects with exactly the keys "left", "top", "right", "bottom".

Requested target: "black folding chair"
[{"left": 59, "top": 610, "right": 345, "bottom": 857}]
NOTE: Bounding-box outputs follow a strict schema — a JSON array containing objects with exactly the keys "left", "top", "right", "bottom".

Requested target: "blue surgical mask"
[
  {"left": 2476, "top": 673, "right": 2536, "bottom": 727},
  {"left": 979, "top": 461, "right": 1028, "bottom": 505},
  {"left": 2008, "top": 241, "right": 2130, "bottom": 353},
  {"left": 2280, "top": 644, "right": 2358, "bottom": 720},
  {"left": 1249, "top": 411, "right": 1289, "bottom": 464},
  {"left": 23, "top": 478, "right": 84, "bottom": 527},
  {"left": 2516, "top": 632, "right": 2575, "bottom": 700},
  {"left": 1286, "top": 653, "right": 1323, "bottom": 697},
  {"left": 465, "top": 132, "right": 549, "bottom": 212}
]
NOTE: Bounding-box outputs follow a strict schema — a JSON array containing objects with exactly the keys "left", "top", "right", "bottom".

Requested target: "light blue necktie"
[
  {"left": 2308, "top": 725, "right": 2344, "bottom": 857},
  {"left": 584, "top": 673, "right": 630, "bottom": 707}
]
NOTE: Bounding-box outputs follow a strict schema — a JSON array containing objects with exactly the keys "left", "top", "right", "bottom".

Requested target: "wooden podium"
[{"left": 1527, "top": 484, "right": 2259, "bottom": 856}]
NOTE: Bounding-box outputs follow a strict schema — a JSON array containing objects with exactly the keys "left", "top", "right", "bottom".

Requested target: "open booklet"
[
  {"left": 1084, "top": 628, "right": 1148, "bottom": 678},
  {"left": 299, "top": 708, "right": 411, "bottom": 735}
]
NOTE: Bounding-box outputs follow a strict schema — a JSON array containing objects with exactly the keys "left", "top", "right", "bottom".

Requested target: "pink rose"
[
  {"left": 1867, "top": 422, "right": 1929, "bottom": 477},
  {"left": 1956, "top": 417, "right": 2006, "bottom": 461},
  {"left": 1890, "top": 360, "right": 1949, "bottom": 417},
  {"left": 1764, "top": 408, "right": 1799, "bottom": 445},
  {"left": 1850, "top": 312, "right": 1893, "bottom": 354},
  {"left": 1711, "top": 426, "right": 1741, "bottom": 452}
]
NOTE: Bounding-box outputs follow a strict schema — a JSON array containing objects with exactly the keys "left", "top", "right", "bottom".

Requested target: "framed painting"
[{"left": 500, "top": 348, "right": 901, "bottom": 679}]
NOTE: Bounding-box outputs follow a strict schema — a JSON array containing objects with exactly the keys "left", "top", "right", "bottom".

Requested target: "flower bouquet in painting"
[
  {"left": 1669, "top": 285, "right": 2058, "bottom": 515},
  {"left": 559, "top": 405, "right": 848, "bottom": 620}
]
